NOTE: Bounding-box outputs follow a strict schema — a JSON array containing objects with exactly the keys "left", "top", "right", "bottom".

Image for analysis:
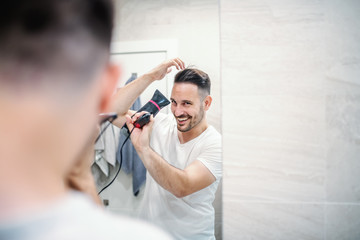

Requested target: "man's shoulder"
[
  {"left": 58, "top": 193, "right": 173, "bottom": 239},
  {"left": 206, "top": 125, "right": 221, "bottom": 138},
  {"left": 200, "top": 126, "right": 221, "bottom": 145},
  {"left": 152, "top": 112, "right": 176, "bottom": 131},
  {"left": 154, "top": 112, "right": 174, "bottom": 123},
  {"left": 93, "top": 213, "right": 172, "bottom": 239},
  {"left": 2, "top": 192, "right": 172, "bottom": 240},
  {"left": 187, "top": 126, "right": 221, "bottom": 156}
]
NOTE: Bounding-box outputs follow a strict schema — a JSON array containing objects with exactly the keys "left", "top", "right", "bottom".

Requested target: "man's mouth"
[{"left": 176, "top": 116, "right": 190, "bottom": 125}]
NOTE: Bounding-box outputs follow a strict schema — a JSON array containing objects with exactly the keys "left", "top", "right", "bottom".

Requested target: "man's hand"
[
  {"left": 125, "top": 111, "right": 154, "bottom": 155},
  {"left": 146, "top": 58, "right": 185, "bottom": 82}
]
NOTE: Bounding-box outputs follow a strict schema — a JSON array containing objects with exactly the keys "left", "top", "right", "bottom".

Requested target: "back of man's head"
[
  {"left": 0, "top": 0, "right": 113, "bottom": 94},
  {"left": 0, "top": 0, "right": 117, "bottom": 216}
]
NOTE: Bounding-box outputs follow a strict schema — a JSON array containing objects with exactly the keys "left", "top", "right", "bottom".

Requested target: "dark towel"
[{"left": 117, "top": 73, "right": 147, "bottom": 196}]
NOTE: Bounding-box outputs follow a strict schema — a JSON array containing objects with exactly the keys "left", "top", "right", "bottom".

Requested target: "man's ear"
[
  {"left": 98, "top": 64, "right": 120, "bottom": 113},
  {"left": 203, "top": 95, "right": 212, "bottom": 111}
]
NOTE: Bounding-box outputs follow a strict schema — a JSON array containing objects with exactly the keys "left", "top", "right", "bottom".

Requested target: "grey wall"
[{"left": 221, "top": 0, "right": 360, "bottom": 239}]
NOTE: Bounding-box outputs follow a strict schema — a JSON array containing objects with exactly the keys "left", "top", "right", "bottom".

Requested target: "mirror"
[{"left": 94, "top": 0, "right": 222, "bottom": 238}]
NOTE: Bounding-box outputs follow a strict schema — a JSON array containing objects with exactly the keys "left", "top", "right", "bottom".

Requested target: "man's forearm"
[
  {"left": 137, "top": 146, "right": 190, "bottom": 198},
  {"left": 111, "top": 73, "right": 154, "bottom": 117},
  {"left": 110, "top": 58, "right": 185, "bottom": 127}
]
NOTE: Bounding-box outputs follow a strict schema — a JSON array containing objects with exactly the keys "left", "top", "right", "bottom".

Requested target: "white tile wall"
[
  {"left": 326, "top": 205, "right": 360, "bottom": 240},
  {"left": 221, "top": 0, "right": 360, "bottom": 239},
  {"left": 225, "top": 202, "right": 324, "bottom": 239}
]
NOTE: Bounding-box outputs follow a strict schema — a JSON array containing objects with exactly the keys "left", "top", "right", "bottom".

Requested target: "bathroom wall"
[{"left": 221, "top": 0, "right": 360, "bottom": 239}]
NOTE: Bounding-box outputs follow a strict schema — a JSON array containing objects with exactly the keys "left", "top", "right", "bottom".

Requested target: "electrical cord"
[
  {"left": 95, "top": 121, "right": 113, "bottom": 144},
  {"left": 97, "top": 126, "right": 135, "bottom": 195}
]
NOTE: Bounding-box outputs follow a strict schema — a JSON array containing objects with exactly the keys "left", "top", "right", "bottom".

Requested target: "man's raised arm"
[{"left": 111, "top": 58, "right": 185, "bottom": 128}]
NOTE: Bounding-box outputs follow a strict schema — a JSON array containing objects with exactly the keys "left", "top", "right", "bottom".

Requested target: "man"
[
  {"left": 124, "top": 68, "right": 222, "bottom": 239},
  {"left": 0, "top": 0, "right": 180, "bottom": 239}
]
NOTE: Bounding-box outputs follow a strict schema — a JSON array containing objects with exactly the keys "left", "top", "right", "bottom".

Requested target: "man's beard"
[{"left": 176, "top": 106, "right": 204, "bottom": 133}]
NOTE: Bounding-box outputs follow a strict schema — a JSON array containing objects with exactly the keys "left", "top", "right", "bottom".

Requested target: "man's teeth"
[{"left": 178, "top": 118, "right": 188, "bottom": 121}]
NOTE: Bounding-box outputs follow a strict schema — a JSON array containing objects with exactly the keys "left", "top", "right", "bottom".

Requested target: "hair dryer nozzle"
[
  {"left": 121, "top": 89, "right": 170, "bottom": 137},
  {"left": 137, "top": 89, "right": 170, "bottom": 117}
]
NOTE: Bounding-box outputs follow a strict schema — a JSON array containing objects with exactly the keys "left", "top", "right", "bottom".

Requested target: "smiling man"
[{"left": 125, "top": 68, "right": 222, "bottom": 240}]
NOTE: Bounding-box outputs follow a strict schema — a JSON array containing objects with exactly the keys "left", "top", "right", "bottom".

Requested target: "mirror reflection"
[{"left": 93, "top": 0, "right": 222, "bottom": 239}]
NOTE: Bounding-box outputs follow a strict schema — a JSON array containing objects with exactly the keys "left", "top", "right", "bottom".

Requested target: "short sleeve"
[{"left": 197, "top": 129, "right": 222, "bottom": 180}]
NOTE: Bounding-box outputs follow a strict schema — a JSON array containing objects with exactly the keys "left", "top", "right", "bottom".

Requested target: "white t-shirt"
[
  {"left": 138, "top": 113, "right": 222, "bottom": 240},
  {"left": 0, "top": 191, "right": 172, "bottom": 240}
]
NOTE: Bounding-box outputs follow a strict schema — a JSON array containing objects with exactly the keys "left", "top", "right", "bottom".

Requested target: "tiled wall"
[{"left": 221, "top": 0, "right": 360, "bottom": 239}]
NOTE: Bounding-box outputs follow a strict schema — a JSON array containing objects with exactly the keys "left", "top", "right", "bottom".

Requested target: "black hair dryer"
[{"left": 121, "top": 89, "right": 170, "bottom": 137}]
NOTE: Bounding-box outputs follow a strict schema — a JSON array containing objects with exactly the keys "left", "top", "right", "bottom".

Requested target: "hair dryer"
[{"left": 121, "top": 89, "right": 170, "bottom": 137}]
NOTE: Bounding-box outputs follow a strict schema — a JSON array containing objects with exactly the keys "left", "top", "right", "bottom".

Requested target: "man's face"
[{"left": 170, "top": 83, "right": 205, "bottom": 132}]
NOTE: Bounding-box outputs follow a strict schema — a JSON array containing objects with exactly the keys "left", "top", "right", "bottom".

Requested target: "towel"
[{"left": 94, "top": 122, "right": 118, "bottom": 176}]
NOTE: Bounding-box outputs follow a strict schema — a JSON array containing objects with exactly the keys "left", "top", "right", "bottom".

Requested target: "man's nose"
[{"left": 174, "top": 105, "right": 185, "bottom": 117}]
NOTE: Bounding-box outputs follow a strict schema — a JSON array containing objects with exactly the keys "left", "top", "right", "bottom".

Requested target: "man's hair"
[
  {"left": 174, "top": 68, "right": 211, "bottom": 97},
  {"left": 0, "top": 0, "right": 114, "bottom": 91}
]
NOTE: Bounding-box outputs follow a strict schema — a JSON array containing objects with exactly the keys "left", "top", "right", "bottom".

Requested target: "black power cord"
[
  {"left": 97, "top": 126, "right": 135, "bottom": 195},
  {"left": 95, "top": 113, "right": 118, "bottom": 143}
]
